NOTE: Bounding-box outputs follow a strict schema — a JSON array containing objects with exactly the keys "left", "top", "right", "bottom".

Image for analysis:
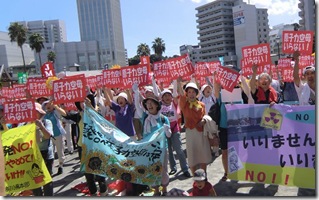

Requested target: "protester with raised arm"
[{"left": 293, "top": 51, "right": 316, "bottom": 105}]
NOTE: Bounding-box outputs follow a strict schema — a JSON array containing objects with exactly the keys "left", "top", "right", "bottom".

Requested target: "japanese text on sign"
[
  {"left": 282, "top": 31, "right": 314, "bottom": 54},
  {"left": 242, "top": 43, "right": 271, "bottom": 67},
  {"left": 4, "top": 100, "right": 36, "bottom": 124},
  {"left": 53, "top": 77, "right": 86, "bottom": 104}
]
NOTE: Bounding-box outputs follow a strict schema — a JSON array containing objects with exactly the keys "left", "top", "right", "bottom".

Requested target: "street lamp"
[{"left": 275, "top": 36, "right": 280, "bottom": 61}]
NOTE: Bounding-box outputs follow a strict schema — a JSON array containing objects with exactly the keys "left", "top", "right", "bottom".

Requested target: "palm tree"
[
  {"left": 29, "top": 33, "right": 45, "bottom": 67},
  {"left": 152, "top": 37, "right": 165, "bottom": 57},
  {"left": 8, "top": 22, "right": 27, "bottom": 72},
  {"left": 137, "top": 43, "right": 150, "bottom": 56},
  {"left": 47, "top": 51, "right": 56, "bottom": 63}
]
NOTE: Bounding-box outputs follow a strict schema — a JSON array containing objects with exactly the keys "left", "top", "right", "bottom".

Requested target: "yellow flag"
[{"left": 1, "top": 123, "right": 52, "bottom": 195}]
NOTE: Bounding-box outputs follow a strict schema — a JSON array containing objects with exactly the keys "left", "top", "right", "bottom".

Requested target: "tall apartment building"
[
  {"left": 196, "top": 0, "right": 243, "bottom": 66},
  {"left": 17, "top": 20, "right": 67, "bottom": 43},
  {"left": 298, "top": 0, "right": 315, "bottom": 32},
  {"left": 77, "top": 0, "right": 126, "bottom": 67},
  {"left": 232, "top": 3, "right": 270, "bottom": 67},
  {"left": 179, "top": 44, "right": 201, "bottom": 65}
]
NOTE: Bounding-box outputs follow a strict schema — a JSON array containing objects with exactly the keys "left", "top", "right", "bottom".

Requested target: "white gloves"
[
  {"left": 132, "top": 83, "right": 139, "bottom": 93},
  {"left": 163, "top": 124, "right": 172, "bottom": 138}
]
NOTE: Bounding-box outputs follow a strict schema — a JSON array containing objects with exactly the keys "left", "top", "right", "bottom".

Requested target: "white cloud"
[{"left": 243, "top": 0, "right": 299, "bottom": 15}]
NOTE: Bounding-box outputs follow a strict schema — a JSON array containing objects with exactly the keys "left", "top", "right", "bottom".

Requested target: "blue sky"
[{"left": 0, "top": 0, "right": 300, "bottom": 58}]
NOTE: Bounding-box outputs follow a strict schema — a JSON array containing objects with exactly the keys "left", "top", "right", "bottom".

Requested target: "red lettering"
[
  {"left": 257, "top": 172, "right": 266, "bottom": 182},
  {"left": 11, "top": 140, "right": 33, "bottom": 154}
]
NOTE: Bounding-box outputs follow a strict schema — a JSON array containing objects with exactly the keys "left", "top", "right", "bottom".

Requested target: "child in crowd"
[{"left": 191, "top": 169, "right": 217, "bottom": 196}]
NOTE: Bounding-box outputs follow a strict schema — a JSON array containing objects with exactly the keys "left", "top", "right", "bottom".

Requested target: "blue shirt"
[{"left": 111, "top": 101, "right": 136, "bottom": 136}]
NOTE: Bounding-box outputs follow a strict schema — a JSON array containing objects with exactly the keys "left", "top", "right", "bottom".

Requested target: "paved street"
[{"left": 51, "top": 132, "right": 316, "bottom": 197}]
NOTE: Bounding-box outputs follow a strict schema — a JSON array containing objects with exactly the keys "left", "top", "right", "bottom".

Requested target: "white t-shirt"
[
  {"left": 294, "top": 82, "right": 315, "bottom": 105},
  {"left": 199, "top": 94, "right": 217, "bottom": 115}
]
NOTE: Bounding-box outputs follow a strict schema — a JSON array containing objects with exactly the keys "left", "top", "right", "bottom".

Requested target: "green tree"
[
  {"left": 137, "top": 43, "right": 150, "bottom": 56},
  {"left": 150, "top": 54, "right": 162, "bottom": 63},
  {"left": 29, "top": 33, "right": 44, "bottom": 67},
  {"left": 47, "top": 51, "right": 56, "bottom": 63},
  {"left": 128, "top": 55, "right": 140, "bottom": 66},
  {"left": 8, "top": 22, "right": 27, "bottom": 72},
  {"left": 152, "top": 37, "right": 165, "bottom": 57}
]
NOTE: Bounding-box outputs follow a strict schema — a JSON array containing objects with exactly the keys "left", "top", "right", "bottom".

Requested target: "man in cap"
[{"left": 293, "top": 51, "right": 316, "bottom": 105}]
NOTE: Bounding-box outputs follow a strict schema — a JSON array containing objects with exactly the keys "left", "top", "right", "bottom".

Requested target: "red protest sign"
[
  {"left": 140, "top": 56, "right": 151, "bottom": 71},
  {"left": 1, "top": 87, "right": 15, "bottom": 99},
  {"left": 281, "top": 67, "right": 302, "bottom": 82},
  {"left": 215, "top": 66, "right": 240, "bottom": 92},
  {"left": 103, "top": 68, "right": 122, "bottom": 88},
  {"left": 270, "top": 64, "right": 281, "bottom": 80},
  {"left": 41, "top": 62, "right": 56, "bottom": 78},
  {"left": 241, "top": 59, "right": 264, "bottom": 77},
  {"left": 62, "top": 102, "right": 78, "bottom": 111},
  {"left": 121, "top": 64, "right": 150, "bottom": 89},
  {"left": 96, "top": 75, "right": 104, "bottom": 88},
  {"left": 53, "top": 76, "right": 87, "bottom": 104},
  {"left": 206, "top": 61, "right": 221, "bottom": 73},
  {"left": 194, "top": 62, "right": 212, "bottom": 78},
  {"left": 4, "top": 99, "right": 37, "bottom": 124},
  {"left": 277, "top": 58, "right": 292, "bottom": 69},
  {"left": 298, "top": 55, "right": 315, "bottom": 69},
  {"left": 242, "top": 43, "right": 271, "bottom": 67},
  {"left": 26, "top": 78, "right": 53, "bottom": 98},
  {"left": 166, "top": 54, "right": 194, "bottom": 79},
  {"left": 12, "top": 84, "right": 27, "bottom": 99},
  {"left": 153, "top": 60, "right": 171, "bottom": 79},
  {"left": 86, "top": 76, "right": 97, "bottom": 90},
  {"left": 282, "top": 31, "right": 314, "bottom": 54}
]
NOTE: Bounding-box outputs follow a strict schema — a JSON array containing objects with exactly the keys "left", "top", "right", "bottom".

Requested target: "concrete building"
[
  {"left": 298, "top": 0, "right": 315, "bottom": 32},
  {"left": 179, "top": 44, "right": 201, "bottom": 65},
  {"left": 269, "top": 24, "right": 295, "bottom": 63},
  {"left": 232, "top": 2, "right": 270, "bottom": 67},
  {"left": 39, "top": 41, "right": 102, "bottom": 73},
  {"left": 0, "top": 31, "right": 35, "bottom": 74},
  {"left": 77, "top": 0, "right": 126, "bottom": 67},
  {"left": 17, "top": 20, "right": 67, "bottom": 43},
  {"left": 195, "top": 0, "right": 244, "bottom": 66}
]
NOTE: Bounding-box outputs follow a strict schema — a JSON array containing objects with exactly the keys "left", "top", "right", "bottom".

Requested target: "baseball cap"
[
  {"left": 303, "top": 66, "right": 315, "bottom": 75},
  {"left": 193, "top": 169, "right": 206, "bottom": 181}
]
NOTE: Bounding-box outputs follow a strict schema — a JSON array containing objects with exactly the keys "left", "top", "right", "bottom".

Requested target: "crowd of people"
[{"left": 0, "top": 50, "right": 315, "bottom": 196}]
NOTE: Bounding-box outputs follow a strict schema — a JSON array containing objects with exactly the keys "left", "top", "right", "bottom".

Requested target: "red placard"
[
  {"left": 277, "top": 58, "right": 292, "bottom": 69},
  {"left": 26, "top": 78, "right": 53, "bottom": 98},
  {"left": 242, "top": 43, "right": 271, "bottom": 67},
  {"left": 282, "top": 31, "right": 314, "bottom": 54},
  {"left": 298, "top": 55, "right": 315, "bottom": 69},
  {"left": 194, "top": 62, "right": 212, "bottom": 78},
  {"left": 206, "top": 61, "right": 221, "bottom": 73},
  {"left": 270, "top": 64, "right": 281, "bottom": 80},
  {"left": 241, "top": 59, "right": 264, "bottom": 77},
  {"left": 4, "top": 99, "right": 37, "bottom": 124},
  {"left": 12, "top": 84, "right": 27, "bottom": 99},
  {"left": 121, "top": 64, "right": 150, "bottom": 89},
  {"left": 41, "top": 62, "right": 56, "bottom": 78},
  {"left": 86, "top": 76, "right": 97, "bottom": 90},
  {"left": 62, "top": 102, "right": 78, "bottom": 111},
  {"left": 167, "top": 54, "right": 194, "bottom": 80},
  {"left": 1, "top": 87, "right": 14, "bottom": 99},
  {"left": 65, "top": 74, "right": 85, "bottom": 79},
  {"left": 53, "top": 76, "right": 87, "bottom": 104},
  {"left": 215, "top": 66, "right": 240, "bottom": 92},
  {"left": 103, "top": 68, "right": 122, "bottom": 88},
  {"left": 96, "top": 75, "right": 104, "bottom": 88},
  {"left": 281, "top": 67, "right": 303, "bottom": 82},
  {"left": 153, "top": 60, "right": 171, "bottom": 79}
]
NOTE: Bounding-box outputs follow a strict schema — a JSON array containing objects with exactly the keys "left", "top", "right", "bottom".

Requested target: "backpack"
[{"left": 207, "top": 99, "right": 221, "bottom": 126}]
